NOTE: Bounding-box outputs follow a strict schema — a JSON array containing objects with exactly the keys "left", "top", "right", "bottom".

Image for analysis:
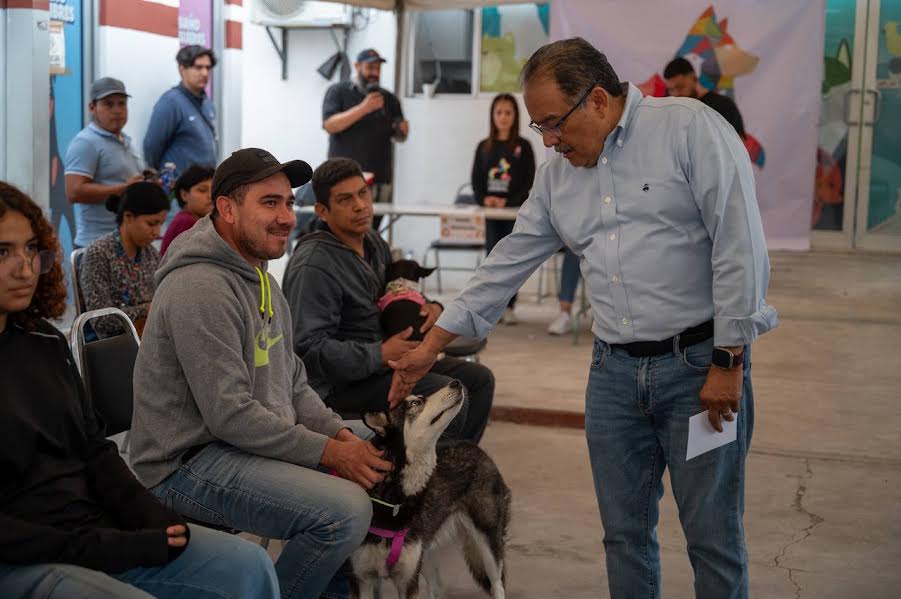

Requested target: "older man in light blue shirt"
[{"left": 390, "top": 38, "right": 776, "bottom": 599}]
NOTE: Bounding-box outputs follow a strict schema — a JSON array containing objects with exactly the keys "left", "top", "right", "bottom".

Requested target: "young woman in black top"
[
  {"left": 0, "top": 182, "right": 278, "bottom": 598},
  {"left": 470, "top": 93, "right": 536, "bottom": 324}
]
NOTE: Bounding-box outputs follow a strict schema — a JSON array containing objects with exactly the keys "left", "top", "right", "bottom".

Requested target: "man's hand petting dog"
[
  {"left": 418, "top": 302, "right": 442, "bottom": 334},
  {"left": 321, "top": 434, "right": 393, "bottom": 490},
  {"left": 387, "top": 346, "right": 439, "bottom": 408},
  {"left": 700, "top": 363, "right": 743, "bottom": 433},
  {"left": 382, "top": 327, "right": 420, "bottom": 365}
]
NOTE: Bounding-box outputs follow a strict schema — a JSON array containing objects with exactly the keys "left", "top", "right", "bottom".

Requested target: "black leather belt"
[{"left": 612, "top": 319, "right": 713, "bottom": 358}]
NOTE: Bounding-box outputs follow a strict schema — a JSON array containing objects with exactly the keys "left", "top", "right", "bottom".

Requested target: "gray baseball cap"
[{"left": 90, "top": 77, "right": 130, "bottom": 101}]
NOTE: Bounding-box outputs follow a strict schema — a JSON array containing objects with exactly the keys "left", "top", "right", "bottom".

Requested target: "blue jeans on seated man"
[
  {"left": 585, "top": 336, "right": 753, "bottom": 599},
  {"left": 150, "top": 436, "right": 374, "bottom": 599},
  {"left": 0, "top": 525, "right": 279, "bottom": 599}
]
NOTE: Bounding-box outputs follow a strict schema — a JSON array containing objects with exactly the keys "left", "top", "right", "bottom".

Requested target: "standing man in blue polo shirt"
[
  {"left": 64, "top": 77, "right": 144, "bottom": 248},
  {"left": 322, "top": 48, "right": 408, "bottom": 229},
  {"left": 143, "top": 45, "right": 218, "bottom": 176}
]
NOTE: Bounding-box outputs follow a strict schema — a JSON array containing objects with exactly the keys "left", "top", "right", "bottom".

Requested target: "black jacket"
[
  {"left": 283, "top": 229, "right": 393, "bottom": 399},
  {"left": 470, "top": 137, "right": 536, "bottom": 208},
  {"left": 0, "top": 320, "right": 187, "bottom": 573}
]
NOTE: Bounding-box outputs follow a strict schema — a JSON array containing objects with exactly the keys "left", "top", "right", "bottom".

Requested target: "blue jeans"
[
  {"left": 585, "top": 336, "right": 753, "bottom": 599},
  {"left": 0, "top": 525, "right": 278, "bottom": 599},
  {"left": 151, "top": 442, "right": 372, "bottom": 599},
  {"left": 559, "top": 248, "right": 581, "bottom": 304}
]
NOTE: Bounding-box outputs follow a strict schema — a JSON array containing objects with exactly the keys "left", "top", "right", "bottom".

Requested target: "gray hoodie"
[{"left": 129, "top": 217, "right": 346, "bottom": 488}]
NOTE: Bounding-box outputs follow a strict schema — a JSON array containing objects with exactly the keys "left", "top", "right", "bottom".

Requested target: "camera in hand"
[{"left": 365, "top": 82, "right": 385, "bottom": 118}]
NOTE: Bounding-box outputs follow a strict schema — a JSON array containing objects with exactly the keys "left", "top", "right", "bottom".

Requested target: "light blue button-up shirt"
[
  {"left": 64, "top": 122, "right": 143, "bottom": 247},
  {"left": 437, "top": 82, "right": 778, "bottom": 347}
]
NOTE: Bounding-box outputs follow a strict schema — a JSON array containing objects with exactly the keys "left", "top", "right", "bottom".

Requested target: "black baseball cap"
[
  {"left": 212, "top": 148, "right": 313, "bottom": 201},
  {"left": 356, "top": 48, "right": 386, "bottom": 64},
  {"left": 177, "top": 45, "right": 217, "bottom": 68}
]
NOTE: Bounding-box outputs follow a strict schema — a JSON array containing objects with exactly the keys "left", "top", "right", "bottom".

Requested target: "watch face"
[{"left": 712, "top": 348, "right": 734, "bottom": 368}]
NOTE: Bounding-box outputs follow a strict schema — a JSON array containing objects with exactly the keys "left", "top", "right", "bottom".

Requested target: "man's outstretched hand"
[
  {"left": 388, "top": 326, "right": 458, "bottom": 407},
  {"left": 387, "top": 344, "right": 438, "bottom": 408}
]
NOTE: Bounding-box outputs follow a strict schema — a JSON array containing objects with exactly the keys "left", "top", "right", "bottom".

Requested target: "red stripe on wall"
[
  {"left": 99, "top": 0, "right": 177, "bottom": 38},
  {"left": 5, "top": 1, "right": 51, "bottom": 9},
  {"left": 226, "top": 20, "right": 243, "bottom": 50}
]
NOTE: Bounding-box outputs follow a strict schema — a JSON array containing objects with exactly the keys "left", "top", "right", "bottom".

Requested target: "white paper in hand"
[{"left": 686, "top": 411, "right": 737, "bottom": 461}]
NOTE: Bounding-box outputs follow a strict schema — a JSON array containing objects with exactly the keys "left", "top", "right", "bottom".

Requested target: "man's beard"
[{"left": 236, "top": 224, "right": 292, "bottom": 261}]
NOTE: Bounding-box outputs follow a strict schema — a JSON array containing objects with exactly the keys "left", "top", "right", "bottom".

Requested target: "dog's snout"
[{"left": 449, "top": 380, "right": 462, "bottom": 389}]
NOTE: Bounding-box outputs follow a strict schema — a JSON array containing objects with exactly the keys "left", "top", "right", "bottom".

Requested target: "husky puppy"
[{"left": 351, "top": 381, "right": 511, "bottom": 599}]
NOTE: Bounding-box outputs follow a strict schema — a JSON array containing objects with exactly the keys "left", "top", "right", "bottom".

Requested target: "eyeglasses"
[
  {"left": 528, "top": 79, "right": 601, "bottom": 137},
  {"left": 0, "top": 249, "right": 56, "bottom": 276}
]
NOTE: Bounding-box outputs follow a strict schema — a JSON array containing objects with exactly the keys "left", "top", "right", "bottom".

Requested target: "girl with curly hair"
[{"left": 0, "top": 182, "right": 279, "bottom": 599}]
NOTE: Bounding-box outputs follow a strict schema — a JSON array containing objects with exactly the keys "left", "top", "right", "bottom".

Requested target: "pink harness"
[
  {"left": 329, "top": 469, "right": 407, "bottom": 567},
  {"left": 367, "top": 526, "right": 410, "bottom": 567},
  {"left": 377, "top": 289, "right": 426, "bottom": 312}
]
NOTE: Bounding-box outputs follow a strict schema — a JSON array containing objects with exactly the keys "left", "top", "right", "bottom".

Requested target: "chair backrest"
[
  {"left": 69, "top": 308, "right": 140, "bottom": 437},
  {"left": 454, "top": 183, "right": 476, "bottom": 206},
  {"left": 70, "top": 248, "right": 86, "bottom": 315}
]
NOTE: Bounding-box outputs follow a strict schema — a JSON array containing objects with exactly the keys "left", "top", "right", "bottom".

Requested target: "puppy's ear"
[
  {"left": 416, "top": 266, "right": 436, "bottom": 279},
  {"left": 363, "top": 411, "right": 390, "bottom": 437}
]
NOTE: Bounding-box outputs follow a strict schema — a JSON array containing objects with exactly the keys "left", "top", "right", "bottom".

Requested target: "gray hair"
[{"left": 520, "top": 37, "right": 623, "bottom": 102}]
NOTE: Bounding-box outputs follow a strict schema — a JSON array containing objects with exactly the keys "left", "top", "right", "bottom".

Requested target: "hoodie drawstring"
[{"left": 255, "top": 267, "right": 274, "bottom": 321}]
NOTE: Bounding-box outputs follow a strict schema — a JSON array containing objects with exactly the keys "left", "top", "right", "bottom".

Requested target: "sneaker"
[
  {"left": 547, "top": 312, "right": 573, "bottom": 335},
  {"left": 502, "top": 307, "right": 519, "bottom": 325}
]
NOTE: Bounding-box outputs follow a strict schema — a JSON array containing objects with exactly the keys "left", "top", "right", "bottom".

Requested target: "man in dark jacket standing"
[
  {"left": 143, "top": 45, "right": 218, "bottom": 176},
  {"left": 322, "top": 49, "right": 408, "bottom": 229},
  {"left": 283, "top": 158, "right": 494, "bottom": 443}
]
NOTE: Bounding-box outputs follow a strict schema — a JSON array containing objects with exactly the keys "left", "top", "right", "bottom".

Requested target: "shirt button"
[
  {"left": 601, "top": 157, "right": 608, "bottom": 164},
  {"left": 622, "top": 318, "right": 629, "bottom": 325},
  {"left": 604, "top": 196, "right": 612, "bottom": 204},
  {"left": 609, "top": 233, "right": 616, "bottom": 241},
  {"left": 612, "top": 275, "right": 619, "bottom": 283},
  {"left": 617, "top": 139, "right": 623, "bottom": 147}
]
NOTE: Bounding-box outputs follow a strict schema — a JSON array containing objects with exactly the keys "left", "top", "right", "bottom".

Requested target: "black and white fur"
[{"left": 351, "top": 381, "right": 511, "bottom": 599}]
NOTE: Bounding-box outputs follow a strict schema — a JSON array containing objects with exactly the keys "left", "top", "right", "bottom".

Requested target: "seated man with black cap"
[{"left": 129, "top": 148, "right": 392, "bottom": 599}]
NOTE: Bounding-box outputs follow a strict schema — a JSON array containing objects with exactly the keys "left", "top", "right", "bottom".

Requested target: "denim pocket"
[
  {"left": 591, "top": 339, "right": 608, "bottom": 370},
  {"left": 680, "top": 341, "right": 713, "bottom": 373},
  {"left": 166, "top": 488, "right": 227, "bottom": 526}
]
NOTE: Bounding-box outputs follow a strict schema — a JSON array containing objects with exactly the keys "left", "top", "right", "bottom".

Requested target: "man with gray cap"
[
  {"left": 322, "top": 48, "right": 408, "bottom": 228},
  {"left": 143, "top": 45, "right": 219, "bottom": 176},
  {"left": 64, "top": 77, "right": 144, "bottom": 247},
  {"left": 130, "top": 148, "right": 387, "bottom": 599}
]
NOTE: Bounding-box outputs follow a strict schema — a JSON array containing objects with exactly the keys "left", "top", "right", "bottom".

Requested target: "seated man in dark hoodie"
[
  {"left": 0, "top": 181, "right": 277, "bottom": 599},
  {"left": 128, "top": 149, "right": 392, "bottom": 599},
  {"left": 283, "top": 158, "right": 495, "bottom": 442}
]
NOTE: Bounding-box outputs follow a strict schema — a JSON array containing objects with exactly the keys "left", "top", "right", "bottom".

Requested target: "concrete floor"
[{"left": 261, "top": 251, "right": 901, "bottom": 598}]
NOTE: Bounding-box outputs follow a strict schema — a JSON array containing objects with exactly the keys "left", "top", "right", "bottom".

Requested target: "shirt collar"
[
  {"left": 178, "top": 82, "right": 206, "bottom": 102},
  {"left": 88, "top": 121, "right": 131, "bottom": 145},
  {"left": 609, "top": 82, "right": 643, "bottom": 147}
]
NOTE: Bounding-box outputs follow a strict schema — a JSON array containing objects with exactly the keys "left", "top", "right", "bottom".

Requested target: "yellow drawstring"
[{"left": 255, "top": 267, "right": 274, "bottom": 319}]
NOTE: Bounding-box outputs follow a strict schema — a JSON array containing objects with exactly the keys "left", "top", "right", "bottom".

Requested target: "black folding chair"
[{"left": 69, "top": 308, "right": 272, "bottom": 549}]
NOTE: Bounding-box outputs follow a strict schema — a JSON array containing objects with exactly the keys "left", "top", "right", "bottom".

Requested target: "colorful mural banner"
[{"left": 550, "top": 1, "right": 824, "bottom": 249}]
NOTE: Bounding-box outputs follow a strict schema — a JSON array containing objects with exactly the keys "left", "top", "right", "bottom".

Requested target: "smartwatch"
[{"left": 712, "top": 347, "right": 743, "bottom": 369}]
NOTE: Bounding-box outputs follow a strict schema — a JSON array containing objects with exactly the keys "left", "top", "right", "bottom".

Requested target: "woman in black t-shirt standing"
[{"left": 470, "top": 93, "right": 536, "bottom": 325}]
